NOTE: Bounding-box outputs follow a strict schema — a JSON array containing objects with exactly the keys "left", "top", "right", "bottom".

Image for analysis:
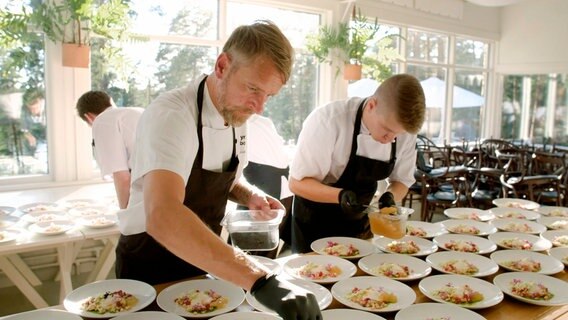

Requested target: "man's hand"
[
  {"left": 378, "top": 191, "right": 396, "bottom": 209},
  {"left": 251, "top": 274, "right": 322, "bottom": 320},
  {"left": 338, "top": 189, "right": 364, "bottom": 215}
]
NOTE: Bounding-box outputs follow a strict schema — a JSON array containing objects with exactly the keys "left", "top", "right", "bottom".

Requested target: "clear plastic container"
[
  {"left": 368, "top": 206, "right": 414, "bottom": 239},
  {"left": 221, "top": 209, "right": 284, "bottom": 251}
]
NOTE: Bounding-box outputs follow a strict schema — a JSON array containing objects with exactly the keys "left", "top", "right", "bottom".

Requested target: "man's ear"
[
  {"left": 85, "top": 112, "right": 97, "bottom": 125},
  {"left": 215, "top": 52, "right": 231, "bottom": 78}
]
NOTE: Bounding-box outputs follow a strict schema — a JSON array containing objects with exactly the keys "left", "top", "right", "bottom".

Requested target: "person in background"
[
  {"left": 20, "top": 89, "right": 46, "bottom": 158},
  {"left": 288, "top": 74, "right": 426, "bottom": 253},
  {"left": 76, "top": 91, "right": 144, "bottom": 209},
  {"left": 238, "top": 114, "right": 293, "bottom": 255},
  {"left": 116, "top": 20, "right": 321, "bottom": 320}
]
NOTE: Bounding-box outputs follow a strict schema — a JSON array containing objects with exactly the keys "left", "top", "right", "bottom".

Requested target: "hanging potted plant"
[
  {"left": 306, "top": 8, "right": 381, "bottom": 80},
  {"left": 9, "top": 0, "right": 133, "bottom": 68}
]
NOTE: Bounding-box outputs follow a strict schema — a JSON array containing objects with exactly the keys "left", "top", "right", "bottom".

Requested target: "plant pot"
[
  {"left": 62, "top": 43, "right": 90, "bottom": 68},
  {"left": 344, "top": 63, "right": 362, "bottom": 81}
]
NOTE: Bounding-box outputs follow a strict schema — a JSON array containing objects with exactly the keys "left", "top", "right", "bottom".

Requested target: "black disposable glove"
[
  {"left": 338, "top": 189, "right": 364, "bottom": 215},
  {"left": 251, "top": 274, "right": 322, "bottom": 320},
  {"left": 378, "top": 191, "right": 396, "bottom": 209}
]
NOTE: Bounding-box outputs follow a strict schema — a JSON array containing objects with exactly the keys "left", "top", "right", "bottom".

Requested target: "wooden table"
[{"left": 148, "top": 253, "right": 568, "bottom": 320}]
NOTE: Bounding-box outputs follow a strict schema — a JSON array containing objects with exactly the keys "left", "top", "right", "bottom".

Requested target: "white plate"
[
  {"left": 406, "top": 221, "right": 447, "bottom": 238},
  {"left": 542, "top": 230, "right": 568, "bottom": 247},
  {"left": 441, "top": 219, "right": 497, "bottom": 236},
  {"left": 246, "top": 278, "right": 332, "bottom": 314},
  {"left": 426, "top": 251, "right": 499, "bottom": 277},
  {"left": 444, "top": 208, "right": 495, "bottom": 221},
  {"left": 64, "top": 279, "right": 156, "bottom": 318},
  {"left": 157, "top": 279, "right": 244, "bottom": 318},
  {"left": 69, "top": 206, "right": 113, "bottom": 218},
  {"left": 0, "top": 206, "right": 16, "bottom": 215},
  {"left": 492, "top": 198, "right": 540, "bottom": 211},
  {"left": 373, "top": 235, "right": 437, "bottom": 257},
  {"left": 490, "top": 250, "right": 564, "bottom": 275},
  {"left": 310, "top": 237, "right": 375, "bottom": 259},
  {"left": 331, "top": 276, "right": 416, "bottom": 313},
  {"left": 433, "top": 234, "right": 497, "bottom": 254},
  {"left": 78, "top": 215, "right": 118, "bottom": 229},
  {"left": 61, "top": 199, "right": 100, "bottom": 209},
  {"left": 549, "top": 247, "right": 568, "bottom": 266},
  {"left": 209, "top": 312, "right": 281, "bottom": 320},
  {"left": 0, "top": 230, "right": 20, "bottom": 244},
  {"left": 249, "top": 255, "right": 282, "bottom": 275},
  {"left": 488, "top": 232, "right": 552, "bottom": 251},
  {"left": 21, "top": 211, "right": 68, "bottom": 224},
  {"left": 110, "top": 311, "right": 185, "bottom": 320},
  {"left": 322, "top": 308, "right": 387, "bottom": 320},
  {"left": 489, "top": 207, "right": 541, "bottom": 220},
  {"left": 283, "top": 255, "right": 357, "bottom": 284},
  {"left": 394, "top": 302, "right": 487, "bottom": 320},
  {"left": 2, "top": 309, "right": 83, "bottom": 320},
  {"left": 537, "top": 216, "right": 568, "bottom": 230},
  {"left": 419, "top": 274, "right": 503, "bottom": 309},
  {"left": 358, "top": 253, "right": 432, "bottom": 281},
  {"left": 18, "top": 202, "right": 62, "bottom": 214},
  {"left": 0, "top": 215, "right": 19, "bottom": 229},
  {"left": 28, "top": 220, "right": 75, "bottom": 235},
  {"left": 493, "top": 272, "right": 568, "bottom": 306},
  {"left": 536, "top": 206, "right": 568, "bottom": 217},
  {"left": 490, "top": 218, "right": 546, "bottom": 234}
]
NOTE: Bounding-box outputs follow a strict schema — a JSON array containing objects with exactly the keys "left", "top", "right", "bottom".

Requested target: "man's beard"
[{"left": 217, "top": 76, "right": 253, "bottom": 127}]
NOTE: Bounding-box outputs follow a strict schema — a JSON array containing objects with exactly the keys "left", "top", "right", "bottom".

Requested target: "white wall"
[{"left": 498, "top": 0, "right": 568, "bottom": 74}]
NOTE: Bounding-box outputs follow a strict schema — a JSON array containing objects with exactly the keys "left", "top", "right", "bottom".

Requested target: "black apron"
[
  {"left": 291, "top": 100, "right": 397, "bottom": 253},
  {"left": 116, "top": 76, "right": 239, "bottom": 285}
]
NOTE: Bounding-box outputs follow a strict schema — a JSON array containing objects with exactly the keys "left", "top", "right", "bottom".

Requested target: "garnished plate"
[
  {"left": 419, "top": 274, "right": 503, "bottom": 309},
  {"left": 489, "top": 207, "right": 541, "bottom": 220},
  {"left": 490, "top": 250, "right": 564, "bottom": 275},
  {"left": 373, "top": 235, "right": 437, "bottom": 257},
  {"left": 490, "top": 218, "right": 546, "bottom": 234},
  {"left": 492, "top": 198, "right": 540, "bottom": 211},
  {"left": 426, "top": 251, "right": 499, "bottom": 277},
  {"left": 358, "top": 253, "right": 432, "bottom": 281},
  {"left": 488, "top": 232, "right": 552, "bottom": 251},
  {"left": 444, "top": 208, "right": 495, "bottom": 221},
  {"left": 311, "top": 237, "right": 375, "bottom": 259},
  {"left": 394, "top": 302, "right": 487, "bottom": 320},
  {"left": 405, "top": 221, "right": 447, "bottom": 238},
  {"left": 441, "top": 219, "right": 497, "bottom": 236},
  {"left": 493, "top": 272, "right": 568, "bottom": 306},
  {"left": 283, "top": 254, "right": 357, "bottom": 284},
  {"left": 432, "top": 234, "right": 497, "bottom": 254}
]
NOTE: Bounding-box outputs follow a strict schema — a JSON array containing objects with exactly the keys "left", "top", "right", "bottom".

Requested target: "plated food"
[
  {"left": 444, "top": 208, "right": 495, "bottom": 222},
  {"left": 358, "top": 253, "right": 432, "bottom": 281},
  {"left": 21, "top": 211, "right": 68, "bottom": 224},
  {"left": 433, "top": 234, "right": 496, "bottom": 254},
  {"left": 69, "top": 206, "right": 111, "bottom": 218},
  {"left": 64, "top": 279, "right": 156, "bottom": 318},
  {"left": 489, "top": 207, "right": 541, "bottom": 220},
  {"left": 441, "top": 219, "right": 497, "bottom": 236},
  {"left": 488, "top": 232, "right": 552, "bottom": 251},
  {"left": 157, "top": 279, "right": 244, "bottom": 318},
  {"left": 2, "top": 309, "right": 83, "bottom": 320},
  {"left": 0, "top": 215, "right": 19, "bottom": 229},
  {"left": 537, "top": 216, "right": 568, "bottom": 230},
  {"left": 28, "top": 220, "right": 75, "bottom": 235},
  {"left": 405, "top": 221, "right": 447, "bottom": 238},
  {"left": 419, "top": 275, "right": 504, "bottom": 309},
  {"left": 322, "top": 309, "right": 387, "bottom": 320},
  {"left": 311, "top": 237, "right": 375, "bottom": 259},
  {"left": 246, "top": 279, "right": 332, "bottom": 314},
  {"left": 537, "top": 206, "right": 568, "bottom": 218},
  {"left": 394, "top": 302, "right": 486, "bottom": 320},
  {"left": 62, "top": 199, "right": 100, "bottom": 209},
  {"left": 0, "top": 230, "right": 19, "bottom": 244},
  {"left": 18, "top": 202, "right": 61, "bottom": 214},
  {"left": 426, "top": 251, "right": 498, "bottom": 277},
  {"left": 283, "top": 255, "right": 357, "bottom": 284},
  {"left": 331, "top": 276, "right": 416, "bottom": 313},
  {"left": 78, "top": 215, "right": 118, "bottom": 229},
  {"left": 490, "top": 218, "right": 546, "bottom": 234},
  {"left": 492, "top": 198, "right": 540, "bottom": 211},
  {"left": 493, "top": 272, "right": 568, "bottom": 306},
  {"left": 490, "top": 250, "right": 564, "bottom": 275},
  {"left": 0, "top": 206, "right": 16, "bottom": 215},
  {"left": 373, "top": 235, "right": 437, "bottom": 257},
  {"left": 541, "top": 230, "right": 568, "bottom": 247}
]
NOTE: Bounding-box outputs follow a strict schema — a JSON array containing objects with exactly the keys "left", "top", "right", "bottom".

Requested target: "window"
[
  {"left": 501, "top": 74, "right": 568, "bottom": 146},
  {"left": 0, "top": 1, "right": 48, "bottom": 178},
  {"left": 91, "top": 0, "right": 320, "bottom": 145}
]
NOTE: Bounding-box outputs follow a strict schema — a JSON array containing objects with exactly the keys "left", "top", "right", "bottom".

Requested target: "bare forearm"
[
  {"left": 289, "top": 177, "right": 340, "bottom": 204},
  {"left": 113, "top": 171, "right": 131, "bottom": 209},
  {"left": 144, "top": 171, "right": 265, "bottom": 290},
  {"left": 386, "top": 181, "right": 409, "bottom": 202}
]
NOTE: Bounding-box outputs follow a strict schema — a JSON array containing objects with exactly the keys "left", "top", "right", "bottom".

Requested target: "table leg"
[
  {"left": 57, "top": 242, "right": 74, "bottom": 303},
  {"left": 7, "top": 254, "right": 42, "bottom": 286},
  {"left": 86, "top": 235, "right": 118, "bottom": 283},
  {"left": 0, "top": 255, "right": 48, "bottom": 308}
]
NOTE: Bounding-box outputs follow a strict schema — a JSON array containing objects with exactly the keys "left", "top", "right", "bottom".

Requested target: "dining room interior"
[{"left": 0, "top": 0, "right": 567, "bottom": 318}]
